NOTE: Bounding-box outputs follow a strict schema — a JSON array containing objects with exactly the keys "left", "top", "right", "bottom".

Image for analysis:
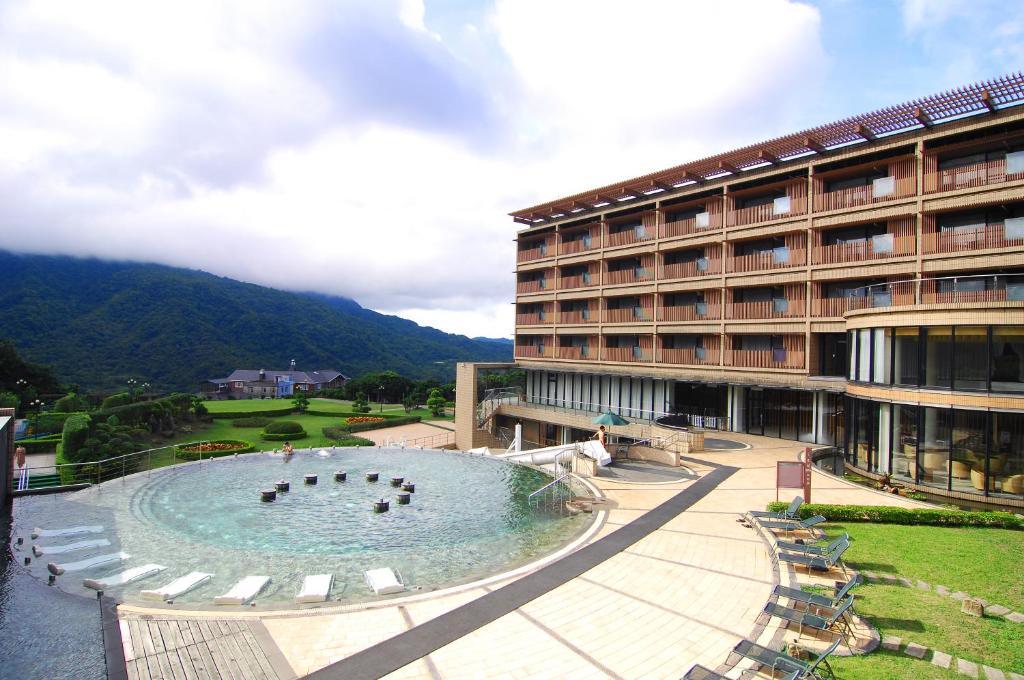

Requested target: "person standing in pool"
[
  {"left": 282, "top": 441, "right": 294, "bottom": 457},
  {"left": 14, "top": 445, "right": 28, "bottom": 491}
]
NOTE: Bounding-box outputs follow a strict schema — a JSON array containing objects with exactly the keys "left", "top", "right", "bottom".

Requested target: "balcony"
[
  {"left": 815, "top": 158, "right": 916, "bottom": 211},
  {"left": 658, "top": 347, "right": 719, "bottom": 365},
  {"left": 559, "top": 270, "right": 597, "bottom": 290},
  {"left": 516, "top": 239, "right": 553, "bottom": 263},
  {"left": 921, "top": 277, "right": 1024, "bottom": 306},
  {"left": 516, "top": 278, "right": 549, "bottom": 295},
  {"left": 725, "top": 348, "right": 805, "bottom": 369},
  {"left": 604, "top": 306, "right": 654, "bottom": 323},
  {"left": 728, "top": 247, "right": 806, "bottom": 273},
  {"left": 727, "top": 183, "right": 808, "bottom": 227},
  {"left": 923, "top": 222, "right": 1024, "bottom": 255},
  {"left": 558, "top": 309, "right": 593, "bottom": 324},
  {"left": 515, "top": 312, "right": 549, "bottom": 325},
  {"left": 603, "top": 346, "right": 652, "bottom": 362},
  {"left": 604, "top": 266, "right": 654, "bottom": 286},
  {"left": 514, "top": 344, "right": 553, "bottom": 359},
  {"left": 812, "top": 296, "right": 860, "bottom": 317},
  {"left": 559, "top": 224, "right": 599, "bottom": 255},
  {"left": 661, "top": 207, "right": 723, "bottom": 238},
  {"left": 658, "top": 303, "right": 721, "bottom": 322},
  {"left": 606, "top": 223, "right": 655, "bottom": 248},
  {"left": 813, "top": 234, "right": 915, "bottom": 264},
  {"left": 726, "top": 298, "right": 805, "bottom": 320},
  {"left": 925, "top": 154, "right": 1024, "bottom": 193},
  {"left": 557, "top": 346, "right": 592, "bottom": 360},
  {"left": 661, "top": 258, "right": 721, "bottom": 279}
]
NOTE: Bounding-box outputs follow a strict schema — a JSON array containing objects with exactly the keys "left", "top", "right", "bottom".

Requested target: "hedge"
[
  {"left": 175, "top": 439, "right": 255, "bottom": 461},
  {"left": 209, "top": 405, "right": 295, "bottom": 419},
  {"left": 31, "top": 411, "right": 88, "bottom": 436},
  {"left": 303, "top": 409, "right": 407, "bottom": 419},
  {"left": 322, "top": 426, "right": 349, "bottom": 441},
  {"left": 100, "top": 392, "right": 132, "bottom": 409},
  {"left": 60, "top": 414, "right": 92, "bottom": 464},
  {"left": 765, "top": 502, "right": 1024, "bottom": 529},
  {"left": 232, "top": 416, "right": 272, "bottom": 428},
  {"left": 15, "top": 435, "right": 62, "bottom": 454},
  {"left": 331, "top": 435, "right": 375, "bottom": 447},
  {"left": 261, "top": 431, "right": 308, "bottom": 441},
  {"left": 345, "top": 415, "right": 421, "bottom": 432},
  {"left": 264, "top": 420, "right": 304, "bottom": 435},
  {"left": 93, "top": 393, "right": 192, "bottom": 427}
]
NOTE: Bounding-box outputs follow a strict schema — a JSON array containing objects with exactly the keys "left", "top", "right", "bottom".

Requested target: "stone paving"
[
  {"left": 880, "top": 635, "right": 1023, "bottom": 680},
  {"left": 117, "top": 433, "right": 924, "bottom": 679}
]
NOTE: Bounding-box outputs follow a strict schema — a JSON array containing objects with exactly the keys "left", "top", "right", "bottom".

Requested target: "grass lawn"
[
  {"left": 830, "top": 651, "right": 965, "bottom": 680},
  {"left": 203, "top": 399, "right": 296, "bottom": 414},
  {"left": 204, "top": 398, "right": 455, "bottom": 421},
  {"left": 821, "top": 523, "right": 1024, "bottom": 675}
]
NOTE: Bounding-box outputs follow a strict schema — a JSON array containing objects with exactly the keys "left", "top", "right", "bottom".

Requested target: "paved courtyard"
[{"left": 118, "top": 433, "right": 921, "bottom": 679}]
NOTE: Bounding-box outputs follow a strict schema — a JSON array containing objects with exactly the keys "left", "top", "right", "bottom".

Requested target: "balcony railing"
[
  {"left": 514, "top": 344, "right": 553, "bottom": 359},
  {"left": 606, "top": 226, "right": 655, "bottom": 248},
  {"left": 846, "top": 275, "right": 1024, "bottom": 311},
  {"left": 658, "top": 347, "right": 719, "bottom": 365},
  {"left": 727, "top": 299, "right": 805, "bottom": 320},
  {"left": 559, "top": 273, "right": 596, "bottom": 290},
  {"left": 926, "top": 156, "right": 1024, "bottom": 193},
  {"left": 558, "top": 309, "right": 593, "bottom": 324},
  {"left": 658, "top": 304, "right": 721, "bottom": 321},
  {"left": 725, "top": 349, "right": 805, "bottom": 369},
  {"left": 516, "top": 279, "right": 549, "bottom": 294},
  {"left": 604, "top": 267, "right": 654, "bottom": 285},
  {"left": 922, "top": 223, "right": 1024, "bottom": 254},
  {"left": 813, "top": 235, "right": 915, "bottom": 264},
  {"left": 660, "top": 211, "right": 722, "bottom": 238},
  {"left": 515, "top": 312, "right": 549, "bottom": 325},
  {"left": 604, "top": 307, "right": 654, "bottom": 323},
  {"left": 728, "top": 248, "right": 806, "bottom": 273},
  {"left": 603, "top": 346, "right": 652, "bottom": 362},
  {"left": 812, "top": 296, "right": 860, "bottom": 317},
  {"left": 557, "top": 346, "right": 592, "bottom": 360},
  {"left": 729, "top": 195, "right": 807, "bottom": 227},
  {"left": 816, "top": 176, "right": 916, "bottom": 211},
  {"left": 516, "top": 242, "right": 552, "bottom": 263},
  {"left": 661, "top": 258, "right": 721, "bottom": 279},
  {"left": 559, "top": 236, "right": 595, "bottom": 255}
]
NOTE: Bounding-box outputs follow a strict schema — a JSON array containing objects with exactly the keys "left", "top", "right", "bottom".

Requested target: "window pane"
[
  {"left": 991, "top": 412, "right": 1024, "bottom": 498},
  {"left": 920, "top": 407, "right": 951, "bottom": 489},
  {"left": 893, "top": 327, "right": 919, "bottom": 386},
  {"left": 924, "top": 327, "right": 953, "bottom": 389},
  {"left": 991, "top": 327, "right": 1024, "bottom": 393},
  {"left": 892, "top": 404, "right": 918, "bottom": 484},
  {"left": 848, "top": 331, "right": 858, "bottom": 381},
  {"left": 951, "top": 410, "right": 987, "bottom": 494},
  {"left": 954, "top": 327, "right": 988, "bottom": 390},
  {"left": 872, "top": 328, "right": 889, "bottom": 384},
  {"left": 858, "top": 329, "right": 871, "bottom": 382}
]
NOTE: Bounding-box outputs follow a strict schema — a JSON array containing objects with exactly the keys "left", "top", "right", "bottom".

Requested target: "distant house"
[{"left": 202, "top": 360, "right": 348, "bottom": 399}]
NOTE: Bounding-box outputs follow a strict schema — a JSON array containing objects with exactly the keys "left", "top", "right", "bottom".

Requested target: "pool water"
[{"left": 11, "top": 448, "right": 589, "bottom": 607}]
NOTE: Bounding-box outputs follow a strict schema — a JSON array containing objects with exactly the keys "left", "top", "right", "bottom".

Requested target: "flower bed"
[
  {"left": 345, "top": 416, "right": 386, "bottom": 425},
  {"left": 176, "top": 439, "right": 254, "bottom": 461}
]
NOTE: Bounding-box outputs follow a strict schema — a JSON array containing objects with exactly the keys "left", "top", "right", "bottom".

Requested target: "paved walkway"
[{"left": 117, "top": 433, "right": 921, "bottom": 679}]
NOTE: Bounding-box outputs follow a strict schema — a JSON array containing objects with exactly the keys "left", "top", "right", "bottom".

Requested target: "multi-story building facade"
[{"left": 456, "top": 74, "right": 1024, "bottom": 507}]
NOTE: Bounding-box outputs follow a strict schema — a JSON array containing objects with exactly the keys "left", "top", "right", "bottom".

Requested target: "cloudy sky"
[{"left": 0, "top": 0, "right": 1021, "bottom": 338}]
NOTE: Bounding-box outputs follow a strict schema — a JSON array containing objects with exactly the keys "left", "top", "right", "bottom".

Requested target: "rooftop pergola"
[{"left": 511, "top": 72, "right": 1024, "bottom": 225}]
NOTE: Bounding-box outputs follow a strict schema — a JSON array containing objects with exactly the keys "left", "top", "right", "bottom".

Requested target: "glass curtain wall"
[
  {"left": 892, "top": 404, "right": 918, "bottom": 484},
  {"left": 991, "top": 327, "right": 1024, "bottom": 392}
]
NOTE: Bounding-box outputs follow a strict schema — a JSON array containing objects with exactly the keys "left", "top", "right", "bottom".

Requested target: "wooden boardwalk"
[{"left": 120, "top": 615, "right": 295, "bottom": 680}]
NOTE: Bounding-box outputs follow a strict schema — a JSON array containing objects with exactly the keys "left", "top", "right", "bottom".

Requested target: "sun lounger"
[
  {"left": 730, "top": 636, "right": 841, "bottom": 680},
  {"left": 774, "top": 574, "right": 862, "bottom": 611},
  {"left": 364, "top": 567, "right": 405, "bottom": 595},
  {"left": 47, "top": 552, "right": 129, "bottom": 576},
  {"left": 295, "top": 574, "right": 334, "bottom": 603},
  {"left": 683, "top": 665, "right": 797, "bottom": 680},
  {"left": 214, "top": 575, "right": 270, "bottom": 605},
  {"left": 140, "top": 572, "right": 214, "bottom": 602},
  {"left": 778, "top": 537, "right": 849, "bottom": 574},
  {"left": 749, "top": 496, "right": 803, "bottom": 521},
  {"left": 32, "top": 538, "right": 110, "bottom": 557},
  {"left": 83, "top": 564, "right": 166, "bottom": 590},
  {"left": 776, "top": 533, "right": 849, "bottom": 556},
  {"left": 756, "top": 514, "right": 827, "bottom": 535},
  {"left": 763, "top": 595, "right": 856, "bottom": 644},
  {"left": 32, "top": 525, "right": 103, "bottom": 539}
]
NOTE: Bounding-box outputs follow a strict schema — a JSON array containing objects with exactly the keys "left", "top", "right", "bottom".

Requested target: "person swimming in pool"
[{"left": 282, "top": 441, "right": 294, "bottom": 457}]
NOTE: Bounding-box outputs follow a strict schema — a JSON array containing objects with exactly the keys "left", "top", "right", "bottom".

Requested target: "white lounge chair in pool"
[
  {"left": 295, "top": 574, "right": 334, "bottom": 603},
  {"left": 32, "top": 538, "right": 110, "bottom": 557},
  {"left": 364, "top": 567, "right": 405, "bottom": 595},
  {"left": 213, "top": 575, "right": 270, "bottom": 605},
  {"left": 32, "top": 525, "right": 103, "bottom": 539},
  {"left": 83, "top": 564, "right": 165, "bottom": 591},
  {"left": 140, "top": 572, "right": 214, "bottom": 602},
  {"left": 47, "top": 552, "right": 129, "bottom": 576}
]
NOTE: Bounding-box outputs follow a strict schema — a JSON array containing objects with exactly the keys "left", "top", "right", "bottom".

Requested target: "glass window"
[
  {"left": 924, "top": 327, "right": 953, "bottom": 389},
  {"left": 920, "top": 407, "right": 951, "bottom": 490},
  {"left": 991, "top": 412, "right": 1024, "bottom": 498},
  {"left": 951, "top": 410, "right": 987, "bottom": 494},
  {"left": 991, "top": 327, "right": 1024, "bottom": 393},
  {"left": 872, "top": 328, "right": 889, "bottom": 384},
  {"left": 893, "top": 327, "right": 920, "bottom": 386},
  {"left": 892, "top": 404, "right": 918, "bottom": 484},
  {"left": 847, "top": 331, "right": 857, "bottom": 381},
  {"left": 857, "top": 329, "right": 871, "bottom": 382},
  {"left": 954, "top": 327, "right": 988, "bottom": 390}
]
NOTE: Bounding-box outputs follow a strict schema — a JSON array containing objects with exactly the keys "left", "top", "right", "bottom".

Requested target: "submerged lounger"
[
  {"left": 47, "top": 552, "right": 129, "bottom": 576},
  {"left": 214, "top": 575, "right": 270, "bottom": 605},
  {"left": 32, "top": 538, "right": 110, "bottom": 557},
  {"left": 364, "top": 567, "right": 405, "bottom": 595},
  {"left": 140, "top": 572, "right": 214, "bottom": 602},
  {"left": 295, "top": 574, "right": 334, "bottom": 603},
  {"left": 32, "top": 525, "right": 104, "bottom": 539},
  {"left": 84, "top": 564, "right": 165, "bottom": 591}
]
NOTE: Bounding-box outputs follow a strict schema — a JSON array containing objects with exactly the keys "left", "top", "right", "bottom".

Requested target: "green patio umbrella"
[{"left": 592, "top": 411, "right": 629, "bottom": 448}]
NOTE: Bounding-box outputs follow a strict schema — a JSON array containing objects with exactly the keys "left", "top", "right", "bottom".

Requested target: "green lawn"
[
  {"left": 203, "top": 399, "right": 295, "bottom": 414},
  {"left": 203, "top": 397, "right": 455, "bottom": 421},
  {"left": 830, "top": 651, "right": 965, "bottom": 680},
  {"left": 821, "top": 523, "right": 1024, "bottom": 676}
]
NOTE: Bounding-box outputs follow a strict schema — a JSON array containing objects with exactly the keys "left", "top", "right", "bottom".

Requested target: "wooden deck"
[{"left": 120, "top": 615, "right": 295, "bottom": 680}]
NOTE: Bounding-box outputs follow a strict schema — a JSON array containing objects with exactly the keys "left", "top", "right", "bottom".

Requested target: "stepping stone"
[
  {"left": 936, "top": 585, "right": 951, "bottom": 596},
  {"left": 983, "top": 666, "right": 1005, "bottom": 680},
  {"left": 862, "top": 570, "right": 877, "bottom": 580},
  {"left": 1006, "top": 612, "right": 1024, "bottom": 623},
  {"left": 917, "top": 579, "right": 931, "bottom": 591},
  {"left": 951, "top": 591, "right": 969, "bottom": 601},
  {"left": 904, "top": 642, "right": 927, "bottom": 659},
  {"left": 1008, "top": 673, "right": 1024, "bottom": 680},
  {"left": 881, "top": 635, "right": 902, "bottom": 651},
  {"left": 975, "top": 598, "right": 990, "bottom": 607},
  {"left": 958, "top": 659, "right": 979, "bottom": 679},
  {"left": 985, "top": 604, "right": 1011, "bottom": 617},
  {"left": 932, "top": 651, "right": 952, "bottom": 669},
  {"left": 898, "top": 577, "right": 914, "bottom": 588},
  {"left": 881, "top": 573, "right": 899, "bottom": 584}
]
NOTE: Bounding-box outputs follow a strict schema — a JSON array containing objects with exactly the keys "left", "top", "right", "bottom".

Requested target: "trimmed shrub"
[
  {"left": 176, "top": 439, "right": 254, "bottom": 461},
  {"left": 346, "top": 415, "right": 421, "bottom": 433},
  {"left": 209, "top": 405, "right": 295, "bottom": 419},
  {"left": 93, "top": 394, "right": 191, "bottom": 428},
  {"left": 332, "top": 435, "right": 375, "bottom": 447},
  {"left": 100, "top": 392, "right": 132, "bottom": 409},
  {"left": 16, "top": 435, "right": 62, "bottom": 454},
  {"left": 32, "top": 411, "right": 87, "bottom": 436},
  {"left": 304, "top": 409, "right": 401, "bottom": 419},
  {"left": 54, "top": 393, "right": 90, "bottom": 413},
  {"left": 232, "top": 416, "right": 272, "bottom": 428},
  {"left": 261, "top": 431, "right": 307, "bottom": 441},
  {"left": 263, "top": 420, "right": 304, "bottom": 435},
  {"left": 764, "top": 502, "right": 1024, "bottom": 529},
  {"left": 322, "top": 425, "right": 350, "bottom": 441},
  {"left": 60, "top": 414, "right": 92, "bottom": 464}
]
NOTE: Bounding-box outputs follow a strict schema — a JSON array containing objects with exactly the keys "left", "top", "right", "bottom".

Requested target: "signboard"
[{"left": 775, "top": 448, "right": 813, "bottom": 503}]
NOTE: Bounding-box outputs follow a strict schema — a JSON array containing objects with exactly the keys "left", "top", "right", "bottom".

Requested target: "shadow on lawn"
[
  {"left": 845, "top": 561, "right": 897, "bottom": 572},
  {"left": 866, "top": 616, "right": 926, "bottom": 633}
]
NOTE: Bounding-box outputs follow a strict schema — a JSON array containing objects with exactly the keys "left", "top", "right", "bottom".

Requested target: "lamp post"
[
  {"left": 31, "top": 398, "right": 43, "bottom": 437},
  {"left": 378, "top": 385, "right": 384, "bottom": 413},
  {"left": 127, "top": 378, "right": 137, "bottom": 402},
  {"left": 141, "top": 382, "right": 150, "bottom": 400}
]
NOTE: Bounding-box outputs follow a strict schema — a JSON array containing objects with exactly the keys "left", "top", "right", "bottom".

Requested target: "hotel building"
[{"left": 456, "top": 74, "right": 1024, "bottom": 507}]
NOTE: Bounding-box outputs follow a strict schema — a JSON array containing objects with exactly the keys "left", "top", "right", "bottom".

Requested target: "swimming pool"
[{"left": 11, "top": 448, "right": 591, "bottom": 607}]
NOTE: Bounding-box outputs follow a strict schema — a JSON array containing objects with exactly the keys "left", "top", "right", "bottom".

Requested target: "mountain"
[{"left": 0, "top": 252, "right": 512, "bottom": 391}]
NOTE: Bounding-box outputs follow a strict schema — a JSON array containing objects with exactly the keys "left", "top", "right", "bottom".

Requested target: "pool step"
[{"left": 11, "top": 473, "right": 62, "bottom": 490}]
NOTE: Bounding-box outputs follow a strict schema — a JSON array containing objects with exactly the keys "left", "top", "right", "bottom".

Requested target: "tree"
[
  {"left": 292, "top": 392, "right": 309, "bottom": 412},
  {"left": 0, "top": 391, "right": 19, "bottom": 412},
  {"left": 352, "top": 392, "right": 371, "bottom": 413},
  {"left": 402, "top": 393, "right": 415, "bottom": 414},
  {"left": 54, "top": 392, "right": 89, "bottom": 413},
  {"left": 426, "top": 389, "right": 446, "bottom": 417}
]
